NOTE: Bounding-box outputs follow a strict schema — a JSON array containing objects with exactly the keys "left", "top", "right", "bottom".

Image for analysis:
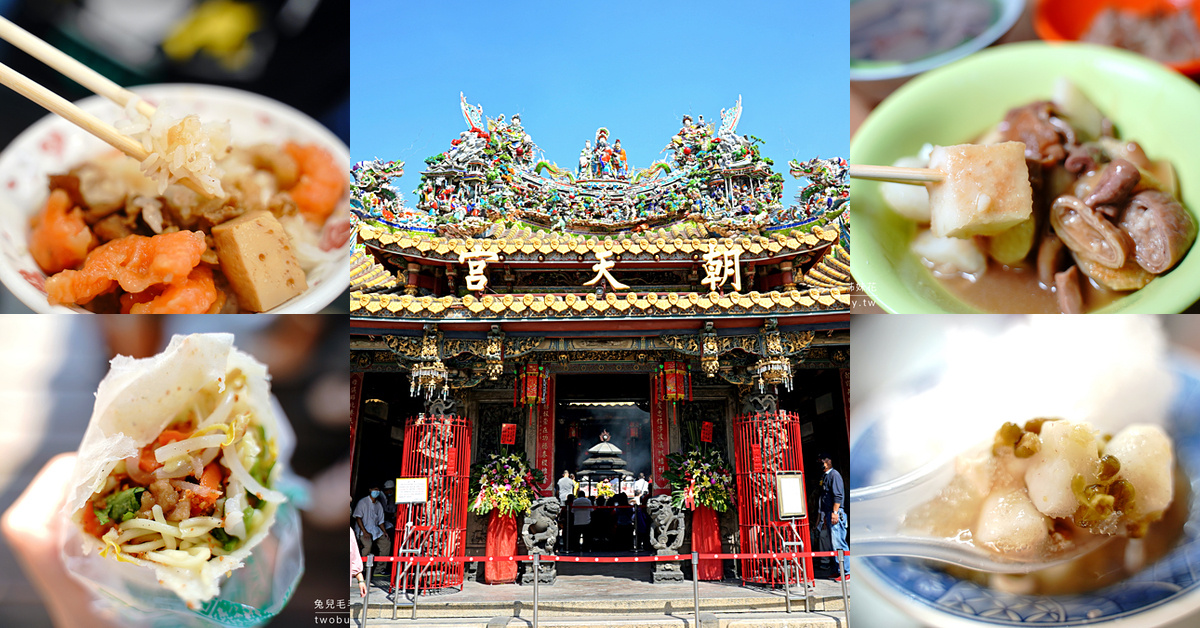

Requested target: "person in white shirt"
[
  {"left": 353, "top": 487, "right": 392, "bottom": 576},
  {"left": 633, "top": 472, "right": 649, "bottom": 505},
  {"left": 557, "top": 470, "right": 574, "bottom": 504},
  {"left": 572, "top": 492, "right": 593, "bottom": 552}
]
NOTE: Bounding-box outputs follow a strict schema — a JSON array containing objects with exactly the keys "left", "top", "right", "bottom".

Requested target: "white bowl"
[
  {"left": 0, "top": 84, "right": 351, "bottom": 313},
  {"left": 851, "top": 359, "right": 1200, "bottom": 627}
]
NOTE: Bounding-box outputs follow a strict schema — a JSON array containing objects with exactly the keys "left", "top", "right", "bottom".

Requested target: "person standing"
[
  {"left": 350, "top": 528, "right": 367, "bottom": 598},
  {"left": 380, "top": 479, "right": 396, "bottom": 536},
  {"left": 353, "top": 486, "right": 392, "bottom": 577},
  {"left": 633, "top": 472, "right": 649, "bottom": 506},
  {"left": 557, "top": 470, "right": 574, "bottom": 504},
  {"left": 817, "top": 454, "right": 848, "bottom": 580},
  {"left": 572, "top": 491, "right": 593, "bottom": 553}
]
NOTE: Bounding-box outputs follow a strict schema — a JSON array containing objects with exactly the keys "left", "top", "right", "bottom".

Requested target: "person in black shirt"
[{"left": 817, "top": 453, "right": 848, "bottom": 580}]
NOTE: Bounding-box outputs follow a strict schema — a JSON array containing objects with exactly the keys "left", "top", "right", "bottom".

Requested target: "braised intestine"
[
  {"left": 1082, "top": 8, "right": 1200, "bottom": 65},
  {"left": 879, "top": 79, "right": 1195, "bottom": 313}
]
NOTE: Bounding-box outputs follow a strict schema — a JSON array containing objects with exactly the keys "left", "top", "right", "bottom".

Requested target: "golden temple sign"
[
  {"left": 459, "top": 248, "right": 499, "bottom": 291},
  {"left": 701, "top": 244, "right": 743, "bottom": 292},
  {"left": 583, "top": 249, "right": 629, "bottom": 290}
]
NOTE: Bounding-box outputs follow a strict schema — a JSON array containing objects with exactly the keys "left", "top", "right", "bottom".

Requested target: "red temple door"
[
  {"left": 393, "top": 413, "right": 472, "bottom": 591},
  {"left": 732, "top": 409, "right": 815, "bottom": 586}
]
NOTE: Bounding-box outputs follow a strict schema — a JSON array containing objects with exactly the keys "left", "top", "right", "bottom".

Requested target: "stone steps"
[
  {"left": 351, "top": 610, "right": 845, "bottom": 628},
  {"left": 357, "top": 593, "right": 844, "bottom": 619}
]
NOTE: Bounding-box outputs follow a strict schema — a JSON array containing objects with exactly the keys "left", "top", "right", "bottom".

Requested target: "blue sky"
[{"left": 350, "top": 1, "right": 848, "bottom": 205}]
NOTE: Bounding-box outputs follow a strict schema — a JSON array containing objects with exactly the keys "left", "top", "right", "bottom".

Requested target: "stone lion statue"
[
  {"left": 647, "top": 495, "right": 685, "bottom": 553},
  {"left": 521, "top": 497, "right": 561, "bottom": 555}
]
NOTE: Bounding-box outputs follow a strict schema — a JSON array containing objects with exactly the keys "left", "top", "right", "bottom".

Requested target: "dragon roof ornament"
[{"left": 717, "top": 95, "right": 742, "bottom": 138}]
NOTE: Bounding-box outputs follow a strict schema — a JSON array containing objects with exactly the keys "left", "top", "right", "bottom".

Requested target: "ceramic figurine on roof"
[
  {"left": 351, "top": 159, "right": 431, "bottom": 229},
  {"left": 353, "top": 95, "right": 846, "bottom": 248}
]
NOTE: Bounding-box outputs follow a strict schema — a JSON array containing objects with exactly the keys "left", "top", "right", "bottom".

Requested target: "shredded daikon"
[
  {"left": 155, "top": 434, "right": 228, "bottom": 463},
  {"left": 221, "top": 444, "right": 285, "bottom": 503}
]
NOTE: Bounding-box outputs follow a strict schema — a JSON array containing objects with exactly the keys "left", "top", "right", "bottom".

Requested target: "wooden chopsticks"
[
  {"left": 0, "top": 60, "right": 148, "bottom": 159},
  {"left": 848, "top": 164, "right": 944, "bottom": 184},
  {"left": 0, "top": 16, "right": 156, "bottom": 118},
  {"left": 0, "top": 17, "right": 215, "bottom": 197}
]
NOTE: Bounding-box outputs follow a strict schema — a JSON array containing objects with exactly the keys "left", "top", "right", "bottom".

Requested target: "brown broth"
[{"left": 937, "top": 260, "right": 1125, "bottom": 313}]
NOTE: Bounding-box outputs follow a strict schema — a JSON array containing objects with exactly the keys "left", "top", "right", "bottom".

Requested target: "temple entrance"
[
  {"left": 554, "top": 373, "right": 652, "bottom": 554},
  {"left": 554, "top": 373, "right": 652, "bottom": 490}
]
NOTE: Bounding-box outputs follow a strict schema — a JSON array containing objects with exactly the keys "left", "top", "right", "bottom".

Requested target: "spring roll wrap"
[{"left": 61, "top": 333, "right": 289, "bottom": 610}]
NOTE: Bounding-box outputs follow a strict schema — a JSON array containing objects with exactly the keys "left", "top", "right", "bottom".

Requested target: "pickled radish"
[
  {"left": 29, "top": 189, "right": 97, "bottom": 274},
  {"left": 284, "top": 142, "right": 345, "bottom": 224},
  {"left": 45, "top": 231, "right": 206, "bottom": 306}
]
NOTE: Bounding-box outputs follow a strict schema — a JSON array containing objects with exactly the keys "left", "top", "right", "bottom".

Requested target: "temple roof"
[
  {"left": 350, "top": 241, "right": 401, "bottom": 292},
  {"left": 355, "top": 220, "right": 840, "bottom": 264},
  {"left": 350, "top": 286, "right": 850, "bottom": 320}
]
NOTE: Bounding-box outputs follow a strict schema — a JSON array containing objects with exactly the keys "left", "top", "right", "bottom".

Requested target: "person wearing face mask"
[{"left": 353, "top": 486, "right": 392, "bottom": 578}]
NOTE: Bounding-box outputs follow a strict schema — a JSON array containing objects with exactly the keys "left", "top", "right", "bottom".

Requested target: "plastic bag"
[{"left": 58, "top": 334, "right": 306, "bottom": 627}]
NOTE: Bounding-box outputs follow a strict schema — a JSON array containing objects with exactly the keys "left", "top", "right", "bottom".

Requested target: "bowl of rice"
[{"left": 0, "top": 84, "right": 351, "bottom": 313}]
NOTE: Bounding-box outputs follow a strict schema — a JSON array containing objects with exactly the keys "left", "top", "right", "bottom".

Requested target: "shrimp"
[
  {"left": 45, "top": 230, "right": 206, "bottom": 306},
  {"left": 29, "top": 189, "right": 97, "bottom": 274},
  {"left": 284, "top": 142, "right": 345, "bottom": 224},
  {"left": 123, "top": 266, "right": 218, "bottom": 314}
]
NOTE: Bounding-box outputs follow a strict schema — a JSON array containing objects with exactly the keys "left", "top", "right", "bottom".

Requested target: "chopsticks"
[
  {"left": 0, "top": 17, "right": 155, "bottom": 118},
  {"left": 0, "top": 61, "right": 148, "bottom": 159},
  {"left": 0, "top": 18, "right": 215, "bottom": 197},
  {"left": 849, "top": 164, "right": 944, "bottom": 184}
]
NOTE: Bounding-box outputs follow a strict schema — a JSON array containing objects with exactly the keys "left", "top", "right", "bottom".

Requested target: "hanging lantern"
[
  {"left": 514, "top": 363, "right": 548, "bottom": 426},
  {"left": 410, "top": 358, "right": 448, "bottom": 400},
  {"left": 629, "top": 424, "right": 640, "bottom": 439},
  {"left": 410, "top": 327, "right": 448, "bottom": 400},
  {"left": 568, "top": 423, "right": 579, "bottom": 439},
  {"left": 755, "top": 356, "right": 793, "bottom": 392}
]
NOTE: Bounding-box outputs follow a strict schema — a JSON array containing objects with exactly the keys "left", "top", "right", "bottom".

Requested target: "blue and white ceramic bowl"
[{"left": 851, "top": 360, "right": 1200, "bottom": 627}]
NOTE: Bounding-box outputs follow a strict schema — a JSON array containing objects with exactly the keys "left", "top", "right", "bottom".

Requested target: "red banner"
[
  {"left": 500, "top": 423, "right": 517, "bottom": 445},
  {"left": 349, "top": 372, "right": 363, "bottom": 460},
  {"left": 534, "top": 376, "right": 555, "bottom": 495},
  {"left": 840, "top": 368, "right": 850, "bottom": 442},
  {"left": 651, "top": 384, "right": 670, "bottom": 495},
  {"left": 700, "top": 421, "right": 713, "bottom": 443}
]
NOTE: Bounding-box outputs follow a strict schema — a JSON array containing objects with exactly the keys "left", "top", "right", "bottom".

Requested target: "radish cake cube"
[{"left": 928, "top": 142, "right": 1034, "bottom": 238}]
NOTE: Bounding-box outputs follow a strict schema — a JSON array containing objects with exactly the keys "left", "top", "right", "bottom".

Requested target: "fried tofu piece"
[
  {"left": 211, "top": 210, "right": 306, "bottom": 312},
  {"left": 928, "top": 142, "right": 1034, "bottom": 238}
]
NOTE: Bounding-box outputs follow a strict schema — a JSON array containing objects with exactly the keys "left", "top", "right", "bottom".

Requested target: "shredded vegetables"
[{"left": 78, "top": 368, "right": 279, "bottom": 579}]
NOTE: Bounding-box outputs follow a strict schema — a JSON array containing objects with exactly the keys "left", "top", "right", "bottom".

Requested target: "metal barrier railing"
[{"left": 356, "top": 549, "right": 850, "bottom": 628}]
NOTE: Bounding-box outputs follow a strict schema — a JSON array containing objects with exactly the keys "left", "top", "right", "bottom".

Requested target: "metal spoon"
[{"left": 850, "top": 454, "right": 1113, "bottom": 574}]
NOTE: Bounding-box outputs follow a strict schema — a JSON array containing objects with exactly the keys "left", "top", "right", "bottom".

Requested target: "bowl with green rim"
[{"left": 850, "top": 41, "right": 1200, "bottom": 313}]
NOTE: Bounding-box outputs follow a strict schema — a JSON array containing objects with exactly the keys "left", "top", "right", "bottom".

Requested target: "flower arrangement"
[
  {"left": 664, "top": 448, "right": 735, "bottom": 512},
  {"left": 597, "top": 480, "right": 615, "bottom": 499},
  {"left": 469, "top": 451, "right": 546, "bottom": 517}
]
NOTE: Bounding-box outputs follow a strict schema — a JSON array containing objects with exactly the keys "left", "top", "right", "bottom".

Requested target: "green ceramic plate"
[{"left": 850, "top": 41, "right": 1200, "bottom": 313}]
